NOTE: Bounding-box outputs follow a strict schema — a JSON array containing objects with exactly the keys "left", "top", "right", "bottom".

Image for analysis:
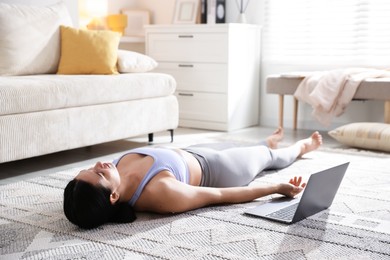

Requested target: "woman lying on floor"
[{"left": 63, "top": 128, "right": 322, "bottom": 229}]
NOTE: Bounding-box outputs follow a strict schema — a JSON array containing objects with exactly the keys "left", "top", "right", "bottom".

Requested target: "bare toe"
[
  {"left": 299, "top": 131, "right": 322, "bottom": 156},
  {"left": 267, "top": 127, "right": 284, "bottom": 149}
]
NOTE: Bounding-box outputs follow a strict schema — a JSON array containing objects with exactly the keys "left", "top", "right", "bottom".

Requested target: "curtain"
[{"left": 262, "top": 0, "right": 390, "bottom": 68}]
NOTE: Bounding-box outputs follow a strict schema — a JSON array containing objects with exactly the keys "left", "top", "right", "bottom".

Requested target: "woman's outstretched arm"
[{"left": 135, "top": 176, "right": 306, "bottom": 214}]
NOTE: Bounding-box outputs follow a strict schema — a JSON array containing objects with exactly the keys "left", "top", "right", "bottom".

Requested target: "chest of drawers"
[{"left": 146, "top": 24, "right": 261, "bottom": 131}]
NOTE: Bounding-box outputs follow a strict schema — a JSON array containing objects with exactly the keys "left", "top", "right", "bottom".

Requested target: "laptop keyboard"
[{"left": 266, "top": 203, "right": 299, "bottom": 220}]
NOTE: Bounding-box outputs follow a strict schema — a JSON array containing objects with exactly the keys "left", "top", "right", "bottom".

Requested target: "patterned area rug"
[{"left": 1, "top": 148, "right": 390, "bottom": 259}]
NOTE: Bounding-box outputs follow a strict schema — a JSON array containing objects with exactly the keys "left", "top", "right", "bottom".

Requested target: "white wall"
[{"left": 108, "top": 0, "right": 174, "bottom": 24}]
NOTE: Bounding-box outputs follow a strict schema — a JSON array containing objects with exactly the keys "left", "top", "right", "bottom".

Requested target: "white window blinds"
[{"left": 263, "top": 0, "right": 390, "bottom": 67}]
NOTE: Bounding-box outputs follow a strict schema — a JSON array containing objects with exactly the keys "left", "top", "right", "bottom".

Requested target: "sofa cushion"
[
  {"left": 328, "top": 122, "right": 390, "bottom": 152},
  {"left": 117, "top": 50, "right": 158, "bottom": 73},
  {"left": 0, "top": 73, "right": 176, "bottom": 116},
  {"left": 57, "top": 26, "right": 121, "bottom": 75},
  {"left": 0, "top": 2, "right": 72, "bottom": 76}
]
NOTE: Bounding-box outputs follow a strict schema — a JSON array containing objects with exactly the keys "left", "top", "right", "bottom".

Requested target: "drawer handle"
[
  {"left": 178, "top": 64, "right": 194, "bottom": 68},
  {"left": 178, "top": 93, "right": 194, "bottom": 97},
  {"left": 178, "top": 35, "right": 194, "bottom": 38}
]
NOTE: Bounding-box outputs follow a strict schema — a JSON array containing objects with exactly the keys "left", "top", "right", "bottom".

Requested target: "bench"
[{"left": 266, "top": 75, "right": 390, "bottom": 129}]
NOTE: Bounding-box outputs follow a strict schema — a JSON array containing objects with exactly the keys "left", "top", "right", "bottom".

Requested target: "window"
[{"left": 263, "top": 0, "right": 390, "bottom": 67}]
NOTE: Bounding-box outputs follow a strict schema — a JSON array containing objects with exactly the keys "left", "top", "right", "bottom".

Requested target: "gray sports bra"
[{"left": 113, "top": 147, "right": 190, "bottom": 206}]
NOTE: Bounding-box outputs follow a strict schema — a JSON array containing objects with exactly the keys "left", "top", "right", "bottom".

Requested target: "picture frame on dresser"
[{"left": 173, "top": 0, "right": 200, "bottom": 24}]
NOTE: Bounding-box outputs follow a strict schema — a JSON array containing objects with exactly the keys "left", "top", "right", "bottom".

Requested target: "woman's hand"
[{"left": 277, "top": 176, "right": 306, "bottom": 198}]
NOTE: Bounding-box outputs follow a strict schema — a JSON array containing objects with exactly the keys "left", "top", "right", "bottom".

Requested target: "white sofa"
[{"left": 0, "top": 0, "right": 179, "bottom": 163}]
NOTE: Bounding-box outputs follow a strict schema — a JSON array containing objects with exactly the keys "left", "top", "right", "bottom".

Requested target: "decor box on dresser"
[{"left": 146, "top": 24, "right": 261, "bottom": 131}]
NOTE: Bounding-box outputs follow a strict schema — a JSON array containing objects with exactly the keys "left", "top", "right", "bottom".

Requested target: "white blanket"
[{"left": 293, "top": 68, "right": 390, "bottom": 126}]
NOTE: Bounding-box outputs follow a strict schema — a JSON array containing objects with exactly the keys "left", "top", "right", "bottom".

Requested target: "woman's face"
[{"left": 75, "top": 162, "right": 121, "bottom": 192}]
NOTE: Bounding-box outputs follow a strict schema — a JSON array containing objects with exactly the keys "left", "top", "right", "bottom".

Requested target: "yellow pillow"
[
  {"left": 328, "top": 122, "right": 390, "bottom": 152},
  {"left": 57, "top": 26, "right": 121, "bottom": 74}
]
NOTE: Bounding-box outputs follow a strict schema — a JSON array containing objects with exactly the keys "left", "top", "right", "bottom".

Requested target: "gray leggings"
[{"left": 184, "top": 141, "right": 301, "bottom": 187}]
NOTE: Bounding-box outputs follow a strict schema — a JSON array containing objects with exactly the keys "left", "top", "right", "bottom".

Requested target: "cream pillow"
[
  {"left": 328, "top": 122, "right": 390, "bottom": 152},
  {"left": 0, "top": 2, "right": 72, "bottom": 76},
  {"left": 57, "top": 26, "right": 121, "bottom": 75},
  {"left": 117, "top": 50, "right": 158, "bottom": 73}
]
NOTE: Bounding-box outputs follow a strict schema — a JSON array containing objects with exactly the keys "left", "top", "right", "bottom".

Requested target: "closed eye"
[{"left": 94, "top": 171, "right": 104, "bottom": 178}]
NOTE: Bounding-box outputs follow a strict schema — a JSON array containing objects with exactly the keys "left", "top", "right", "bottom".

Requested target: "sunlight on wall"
[{"left": 79, "top": 0, "right": 108, "bottom": 29}]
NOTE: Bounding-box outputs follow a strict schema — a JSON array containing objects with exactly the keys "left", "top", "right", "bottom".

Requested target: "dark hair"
[{"left": 63, "top": 179, "right": 136, "bottom": 229}]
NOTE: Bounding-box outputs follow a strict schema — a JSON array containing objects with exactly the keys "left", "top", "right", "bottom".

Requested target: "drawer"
[
  {"left": 147, "top": 33, "right": 228, "bottom": 63},
  {"left": 155, "top": 62, "right": 228, "bottom": 93},
  {"left": 176, "top": 91, "right": 227, "bottom": 123}
]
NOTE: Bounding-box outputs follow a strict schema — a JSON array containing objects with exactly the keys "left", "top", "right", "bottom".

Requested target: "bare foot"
[
  {"left": 298, "top": 131, "right": 322, "bottom": 157},
  {"left": 266, "top": 127, "right": 284, "bottom": 149}
]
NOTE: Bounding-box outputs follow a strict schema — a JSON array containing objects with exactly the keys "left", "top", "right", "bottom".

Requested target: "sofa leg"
[
  {"left": 148, "top": 130, "right": 174, "bottom": 143},
  {"left": 148, "top": 133, "right": 154, "bottom": 143},
  {"left": 169, "top": 129, "right": 174, "bottom": 143}
]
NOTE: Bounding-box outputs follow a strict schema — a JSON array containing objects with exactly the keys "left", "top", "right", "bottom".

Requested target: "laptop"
[{"left": 245, "top": 162, "right": 349, "bottom": 224}]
